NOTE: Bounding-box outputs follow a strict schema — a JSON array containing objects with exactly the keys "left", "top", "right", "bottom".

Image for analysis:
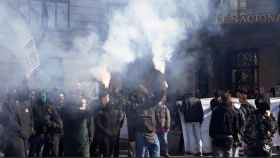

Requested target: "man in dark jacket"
[
  {"left": 180, "top": 94, "right": 204, "bottom": 156},
  {"left": 2, "top": 89, "right": 33, "bottom": 157},
  {"left": 94, "top": 90, "right": 125, "bottom": 157},
  {"left": 62, "top": 94, "right": 93, "bottom": 157},
  {"left": 209, "top": 93, "right": 238, "bottom": 158},
  {"left": 232, "top": 105, "right": 245, "bottom": 157},
  {"left": 29, "top": 91, "right": 49, "bottom": 157},
  {"left": 42, "top": 101, "right": 63, "bottom": 157},
  {"left": 210, "top": 91, "right": 221, "bottom": 111},
  {"left": 238, "top": 91, "right": 255, "bottom": 130}
]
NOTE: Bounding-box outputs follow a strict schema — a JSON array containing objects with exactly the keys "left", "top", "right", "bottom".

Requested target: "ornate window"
[
  {"left": 29, "top": 0, "right": 69, "bottom": 30},
  {"left": 231, "top": 49, "right": 259, "bottom": 95}
]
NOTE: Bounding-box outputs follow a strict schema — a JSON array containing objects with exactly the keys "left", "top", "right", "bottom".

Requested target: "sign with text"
[{"left": 218, "top": 14, "right": 280, "bottom": 24}]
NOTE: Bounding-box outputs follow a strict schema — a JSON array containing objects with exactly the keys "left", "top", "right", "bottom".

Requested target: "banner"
[
  {"left": 179, "top": 98, "right": 280, "bottom": 153},
  {"left": 23, "top": 39, "right": 40, "bottom": 78},
  {"left": 119, "top": 97, "right": 280, "bottom": 153}
]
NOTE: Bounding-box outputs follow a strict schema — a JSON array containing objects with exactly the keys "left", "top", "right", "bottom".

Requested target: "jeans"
[
  {"left": 136, "top": 133, "right": 160, "bottom": 158},
  {"left": 185, "top": 122, "right": 203, "bottom": 154},
  {"left": 231, "top": 146, "right": 240, "bottom": 157},
  {"left": 157, "top": 132, "right": 169, "bottom": 155},
  {"left": 212, "top": 137, "right": 233, "bottom": 158}
]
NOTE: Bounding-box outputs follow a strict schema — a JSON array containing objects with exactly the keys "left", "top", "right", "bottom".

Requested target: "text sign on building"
[{"left": 218, "top": 14, "right": 280, "bottom": 24}]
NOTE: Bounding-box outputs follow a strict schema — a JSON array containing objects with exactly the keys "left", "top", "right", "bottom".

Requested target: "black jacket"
[
  {"left": 95, "top": 104, "right": 125, "bottom": 138},
  {"left": 3, "top": 100, "right": 33, "bottom": 140},
  {"left": 209, "top": 104, "right": 238, "bottom": 138},
  {"left": 181, "top": 97, "right": 204, "bottom": 124},
  {"left": 210, "top": 98, "right": 220, "bottom": 111},
  {"left": 45, "top": 105, "right": 63, "bottom": 135},
  {"left": 232, "top": 107, "right": 245, "bottom": 146}
]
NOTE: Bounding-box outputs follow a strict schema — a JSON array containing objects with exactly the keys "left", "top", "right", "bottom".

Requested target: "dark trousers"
[
  {"left": 90, "top": 138, "right": 98, "bottom": 157},
  {"left": 4, "top": 137, "right": 27, "bottom": 157},
  {"left": 59, "top": 136, "right": 64, "bottom": 156},
  {"left": 99, "top": 136, "right": 118, "bottom": 157},
  {"left": 42, "top": 134, "right": 60, "bottom": 157},
  {"left": 212, "top": 137, "right": 233, "bottom": 158},
  {"left": 246, "top": 145, "right": 272, "bottom": 157},
  {"left": 64, "top": 141, "right": 90, "bottom": 157},
  {"left": 113, "top": 132, "right": 121, "bottom": 157},
  {"left": 29, "top": 134, "right": 44, "bottom": 157}
]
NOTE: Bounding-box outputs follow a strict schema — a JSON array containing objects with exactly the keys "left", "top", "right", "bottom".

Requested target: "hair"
[
  {"left": 214, "top": 90, "right": 221, "bottom": 98},
  {"left": 255, "top": 94, "right": 270, "bottom": 112},
  {"left": 221, "top": 91, "right": 234, "bottom": 110},
  {"left": 239, "top": 92, "right": 249, "bottom": 104}
]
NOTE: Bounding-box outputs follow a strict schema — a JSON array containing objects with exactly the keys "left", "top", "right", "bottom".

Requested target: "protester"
[
  {"left": 278, "top": 104, "right": 280, "bottom": 137},
  {"left": 110, "top": 87, "right": 126, "bottom": 157},
  {"left": 135, "top": 85, "right": 160, "bottom": 158},
  {"left": 125, "top": 91, "right": 139, "bottom": 157},
  {"left": 180, "top": 93, "right": 204, "bottom": 156},
  {"left": 88, "top": 98, "right": 100, "bottom": 157},
  {"left": 155, "top": 96, "right": 171, "bottom": 158},
  {"left": 94, "top": 90, "right": 125, "bottom": 157},
  {"left": 209, "top": 92, "right": 238, "bottom": 158},
  {"left": 29, "top": 91, "right": 49, "bottom": 157},
  {"left": 238, "top": 90, "right": 255, "bottom": 129},
  {"left": 61, "top": 94, "right": 93, "bottom": 157},
  {"left": 210, "top": 90, "right": 221, "bottom": 111},
  {"left": 2, "top": 89, "right": 33, "bottom": 157},
  {"left": 57, "top": 92, "right": 65, "bottom": 157},
  {"left": 232, "top": 101, "right": 245, "bottom": 157},
  {"left": 42, "top": 101, "right": 63, "bottom": 157},
  {"left": 243, "top": 94, "right": 277, "bottom": 157}
]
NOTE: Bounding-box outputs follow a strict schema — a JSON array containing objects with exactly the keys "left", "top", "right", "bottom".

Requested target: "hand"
[
  {"left": 265, "top": 111, "right": 271, "bottom": 117},
  {"left": 32, "top": 128, "right": 36, "bottom": 135}
]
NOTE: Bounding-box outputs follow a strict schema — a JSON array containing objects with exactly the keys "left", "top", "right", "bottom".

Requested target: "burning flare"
[
  {"left": 91, "top": 66, "right": 111, "bottom": 88},
  {"left": 153, "top": 57, "right": 166, "bottom": 74}
]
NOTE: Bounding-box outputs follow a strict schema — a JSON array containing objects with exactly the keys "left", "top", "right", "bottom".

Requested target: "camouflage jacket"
[{"left": 243, "top": 110, "right": 277, "bottom": 147}]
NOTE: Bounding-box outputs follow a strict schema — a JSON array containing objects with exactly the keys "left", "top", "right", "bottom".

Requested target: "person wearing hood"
[
  {"left": 2, "top": 88, "right": 33, "bottom": 157},
  {"left": 29, "top": 90, "right": 49, "bottom": 157},
  {"left": 134, "top": 84, "right": 160, "bottom": 158}
]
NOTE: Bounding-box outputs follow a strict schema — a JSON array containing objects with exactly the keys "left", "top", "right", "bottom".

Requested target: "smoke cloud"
[
  {"left": 102, "top": 0, "right": 211, "bottom": 74},
  {"left": 0, "top": 0, "right": 219, "bottom": 96}
]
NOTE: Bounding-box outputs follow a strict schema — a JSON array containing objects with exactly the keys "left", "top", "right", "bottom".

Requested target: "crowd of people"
[
  {"left": 0, "top": 83, "right": 171, "bottom": 158},
  {"left": 177, "top": 90, "right": 277, "bottom": 157},
  {"left": 0, "top": 82, "right": 278, "bottom": 158}
]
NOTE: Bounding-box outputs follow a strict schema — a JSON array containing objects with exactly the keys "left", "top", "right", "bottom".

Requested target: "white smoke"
[
  {"left": 102, "top": 0, "right": 211, "bottom": 74},
  {"left": 0, "top": 0, "right": 217, "bottom": 93},
  {"left": 0, "top": 1, "right": 39, "bottom": 89}
]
